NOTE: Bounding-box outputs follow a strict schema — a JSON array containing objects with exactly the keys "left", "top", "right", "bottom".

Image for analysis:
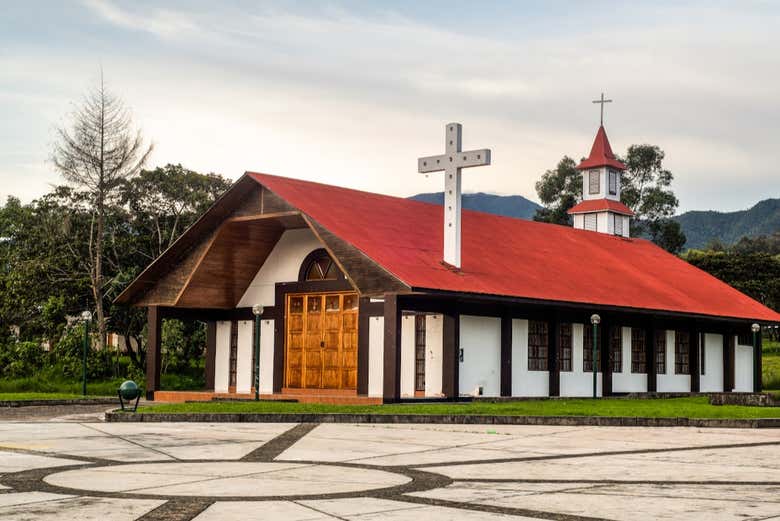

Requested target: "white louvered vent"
[{"left": 584, "top": 213, "right": 598, "bottom": 231}]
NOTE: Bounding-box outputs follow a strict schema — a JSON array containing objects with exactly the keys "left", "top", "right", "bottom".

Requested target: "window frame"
[
  {"left": 528, "top": 320, "right": 549, "bottom": 371},
  {"left": 588, "top": 169, "right": 600, "bottom": 194},
  {"left": 656, "top": 330, "right": 666, "bottom": 374},
  {"left": 558, "top": 323, "right": 573, "bottom": 372},
  {"left": 631, "top": 328, "right": 647, "bottom": 373},
  {"left": 583, "top": 323, "right": 598, "bottom": 373},
  {"left": 610, "top": 326, "right": 622, "bottom": 373},
  {"left": 674, "top": 331, "right": 690, "bottom": 375},
  {"left": 608, "top": 169, "right": 618, "bottom": 195}
]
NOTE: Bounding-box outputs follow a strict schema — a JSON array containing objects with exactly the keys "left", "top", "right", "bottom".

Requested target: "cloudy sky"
[{"left": 2, "top": 1, "right": 779, "bottom": 213}]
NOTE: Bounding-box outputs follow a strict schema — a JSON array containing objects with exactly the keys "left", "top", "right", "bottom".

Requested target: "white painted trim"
[
  {"left": 459, "top": 315, "right": 501, "bottom": 397},
  {"left": 734, "top": 337, "right": 754, "bottom": 392},
  {"left": 700, "top": 333, "right": 724, "bottom": 392},
  {"left": 235, "top": 320, "right": 253, "bottom": 393},
  {"left": 400, "top": 315, "right": 416, "bottom": 397},
  {"left": 612, "top": 326, "right": 647, "bottom": 393},
  {"left": 658, "top": 330, "right": 690, "bottom": 392},
  {"left": 368, "top": 316, "right": 385, "bottom": 397},
  {"left": 560, "top": 323, "right": 602, "bottom": 397},
  {"left": 511, "top": 319, "right": 548, "bottom": 397},
  {"left": 425, "top": 315, "right": 443, "bottom": 397},
  {"left": 214, "top": 321, "right": 231, "bottom": 393},
  {"left": 259, "top": 319, "right": 274, "bottom": 394}
]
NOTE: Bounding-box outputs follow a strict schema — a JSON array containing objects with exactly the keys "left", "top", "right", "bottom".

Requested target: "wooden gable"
[{"left": 116, "top": 175, "right": 408, "bottom": 308}]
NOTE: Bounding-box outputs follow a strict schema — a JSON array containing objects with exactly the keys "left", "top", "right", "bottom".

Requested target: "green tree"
[{"left": 533, "top": 157, "right": 579, "bottom": 225}]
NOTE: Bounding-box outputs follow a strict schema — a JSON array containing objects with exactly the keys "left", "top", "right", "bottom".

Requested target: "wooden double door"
[{"left": 285, "top": 292, "right": 358, "bottom": 389}]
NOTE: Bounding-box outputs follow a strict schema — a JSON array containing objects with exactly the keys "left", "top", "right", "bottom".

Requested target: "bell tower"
[{"left": 568, "top": 97, "right": 634, "bottom": 237}]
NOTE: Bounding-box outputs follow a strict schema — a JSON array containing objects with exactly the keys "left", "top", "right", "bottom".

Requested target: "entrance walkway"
[{"left": 1, "top": 418, "right": 779, "bottom": 520}]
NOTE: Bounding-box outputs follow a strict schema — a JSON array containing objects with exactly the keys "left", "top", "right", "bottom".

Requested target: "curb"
[
  {"left": 104, "top": 412, "right": 780, "bottom": 428},
  {"left": 1, "top": 398, "right": 118, "bottom": 408}
]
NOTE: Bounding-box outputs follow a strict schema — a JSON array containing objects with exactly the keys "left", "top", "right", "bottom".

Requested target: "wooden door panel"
[
  {"left": 303, "top": 295, "right": 323, "bottom": 388},
  {"left": 285, "top": 292, "right": 359, "bottom": 390}
]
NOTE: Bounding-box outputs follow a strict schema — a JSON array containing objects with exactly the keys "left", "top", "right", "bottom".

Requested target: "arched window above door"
[{"left": 300, "top": 249, "right": 340, "bottom": 281}]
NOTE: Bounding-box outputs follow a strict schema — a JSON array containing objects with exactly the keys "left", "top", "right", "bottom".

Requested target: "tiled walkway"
[{"left": 0, "top": 412, "right": 779, "bottom": 520}]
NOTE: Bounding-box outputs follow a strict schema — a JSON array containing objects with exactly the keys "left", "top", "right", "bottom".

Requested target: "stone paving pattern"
[{"left": 0, "top": 407, "right": 779, "bottom": 520}]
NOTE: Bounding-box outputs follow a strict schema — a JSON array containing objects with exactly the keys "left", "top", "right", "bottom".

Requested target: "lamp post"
[
  {"left": 80, "top": 310, "right": 91, "bottom": 396},
  {"left": 590, "top": 314, "right": 601, "bottom": 399},
  {"left": 252, "top": 305, "right": 264, "bottom": 401}
]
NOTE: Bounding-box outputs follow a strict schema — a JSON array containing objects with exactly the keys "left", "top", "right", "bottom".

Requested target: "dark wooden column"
[
  {"left": 723, "top": 330, "right": 734, "bottom": 392},
  {"left": 442, "top": 311, "right": 460, "bottom": 399},
  {"left": 357, "top": 297, "right": 372, "bottom": 395},
  {"left": 500, "top": 315, "right": 512, "bottom": 397},
  {"left": 382, "top": 294, "right": 402, "bottom": 402},
  {"left": 204, "top": 321, "right": 216, "bottom": 391},
  {"left": 754, "top": 327, "right": 763, "bottom": 393},
  {"left": 600, "top": 320, "right": 612, "bottom": 396},
  {"left": 548, "top": 317, "right": 560, "bottom": 397},
  {"left": 646, "top": 324, "right": 657, "bottom": 393},
  {"left": 689, "top": 325, "right": 700, "bottom": 393},
  {"left": 145, "top": 306, "right": 163, "bottom": 400}
]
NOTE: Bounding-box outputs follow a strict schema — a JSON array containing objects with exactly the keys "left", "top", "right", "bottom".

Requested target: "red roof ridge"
[{"left": 577, "top": 125, "right": 626, "bottom": 171}]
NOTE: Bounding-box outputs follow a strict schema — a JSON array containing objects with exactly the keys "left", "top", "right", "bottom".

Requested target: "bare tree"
[{"left": 51, "top": 71, "right": 153, "bottom": 350}]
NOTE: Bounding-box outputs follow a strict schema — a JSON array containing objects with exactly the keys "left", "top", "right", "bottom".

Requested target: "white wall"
[
  {"left": 511, "top": 319, "right": 548, "bottom": 397},
  {"left": 561, "top": 323, "right": 603, "bottom": 397},
  {"left": 657, "top": 330, "right": 691, "bottom": 392},
  {"left": 734, "top": 339, "right": 754, "bottom": 392},
  {"left": 425, "top": 314, "right": 443, "bottom": 397},
  {"left": 612, "top": 327, "right": 648, "bottom": 393},
  {"left": 237, "top": 228, "right": 322, "bottom": 308},
  {"left": 700, "top": 333, "right": 724, "bottom": 392},
  {"left": 235, "top": 320, "right": 253, "bottom": 393},
  {"left": 259, "top": 319, "right": 274, "bottom": 394},
  {"left": 459, "top": 315, "right": 501, "bottom": 397},
  {"left": 368, "top": 316, "right": 384, "bottom": 397},
  {"left": 573, "top": 213, "right": 584, "bottom": 229},
  {"left": 214, "top": 321, "right": 232, "bottom": 393},
  {"left": 597, "top": 211, "right": 610, "bottom": 234},
  {"left": 400, "top": 315, "right": 416, "bottom": 397}
]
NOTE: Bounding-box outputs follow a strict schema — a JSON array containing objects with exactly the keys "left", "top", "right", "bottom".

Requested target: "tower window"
[
  {"left": 589, "top": 170, "right": 600, "bottom": 194},
  {"left": 608, "top": 170, "right": 618, "bottom": 195},
  {"left": 614, "top": 214, "right": 623, "bottom": 236},
  {"left": 584, "top": 213, "right": 598, "bottom": 231}
]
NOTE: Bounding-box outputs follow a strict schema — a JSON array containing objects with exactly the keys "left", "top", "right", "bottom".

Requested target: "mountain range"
[{"left": 409, "top": 192, "right": 780, "bottom": 250}]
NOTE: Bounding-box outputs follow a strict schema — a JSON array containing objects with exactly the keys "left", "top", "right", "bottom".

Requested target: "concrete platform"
[{"left": 1, "top": 420, "right": 779, "bottom": 520}]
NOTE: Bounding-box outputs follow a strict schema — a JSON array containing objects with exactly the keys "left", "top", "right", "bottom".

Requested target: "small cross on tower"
[
  {"left": 592, "top": 92, "right": 612, "bottom": 126},
  {"left": 418, "top": 123, "right": 491, "bottom": 269}
]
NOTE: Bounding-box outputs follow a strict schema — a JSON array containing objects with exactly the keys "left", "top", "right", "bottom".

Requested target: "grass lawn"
[
  {"left": 0, "top": 392, "right": 114, "bottom": 401},
  {"left": 763, "top": 340, "right": 780, "bottom": 390},
  {"left": 136, "top": 396, "right": 780, "bottom": 419}
]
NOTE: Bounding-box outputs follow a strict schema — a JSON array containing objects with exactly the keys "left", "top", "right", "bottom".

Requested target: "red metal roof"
[
  {"left": 247, "top": 172, "right": 780, "bottom": 322},
  {"left": 568, "top": 199, "right": 635, "bottom": 216},
  {"left": 577, "top": 126, "right": 627, "bottom": 171}
]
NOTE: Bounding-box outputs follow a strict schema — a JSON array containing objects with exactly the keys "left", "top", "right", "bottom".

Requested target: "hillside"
[
  {"left": 674, "top": 199, "right": 780, "bottom": 250},
  {"left": 409, "top": 192, "right": 541, "bottom": 220}
]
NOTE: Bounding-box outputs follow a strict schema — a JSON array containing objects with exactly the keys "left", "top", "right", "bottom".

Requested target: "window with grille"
[
  {"left": 614, "top": 214, "right": 623, "bottom": 236},
  {"left": 584, "top": 213, "right": 598, "bottom": 231},
  {"left": 589, "top": 170, "right": 600, "bottom": 194},
  {"left": 414, "top": 315, "right": 426, "bottom": 392},
  {"left": 656, "top": 330, "right": 666, "bottom": 374},
  {"left": 528, "top": 320, "right": 548, "bottom": 371},
  {"left": 737, "top": 332, "right": 753, "bottom": 346},
  {"left": 610, "top": 327, "right": 622, "bottom": 373},
  {"left": 559, "top": 323, "right": 572, "bottom": 372},
  {"left": 609, "top": 170, "right": 618, "bottom": 195},
  {"left": 631, "top": 328, "right": 647, "bottom": 373},
  {"left": 583, "top": 324, "right": 597, "bottom": 372},
  {"left": 229, "top": 320, "right": 238, "bottom": 387},
  {"left": 304, "top": 251, "right": 338, "bottom": 281},
  {"left": 675, "top": 331, "right": 690, "bottom": 375}
]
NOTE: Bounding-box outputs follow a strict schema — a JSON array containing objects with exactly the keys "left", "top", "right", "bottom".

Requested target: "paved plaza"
[{"left": 0, "top": 408, "right": 779, "bottom": 520}]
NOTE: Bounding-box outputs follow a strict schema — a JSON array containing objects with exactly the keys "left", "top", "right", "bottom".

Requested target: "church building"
[{"left": 116, "top": 122, "right": 780, "bottom": 403}]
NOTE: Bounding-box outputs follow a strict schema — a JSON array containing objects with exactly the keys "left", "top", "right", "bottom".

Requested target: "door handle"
[{"left": 320, "top": 341, "right": 325, "bottom": 348}]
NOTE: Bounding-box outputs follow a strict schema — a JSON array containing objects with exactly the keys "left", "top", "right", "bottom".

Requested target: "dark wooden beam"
[
  {"left": 548, "top": 316, "right": 560, "bottom": 397},
  {"left": 357, "top": 297, "right": 372, "bottom": 395},
  {"left": 690, "top": 325, "right": 700, "bottom": 393},
  {"left": 442, "top": 311, "right": 460, "bottom": 398},
  {"left": 723, "top": 330, "right": 734, "bottom": 392},
  {"left": 754, "top": 328, "right": 763, "bottom": 393},
  {"left": 272, "top": 284, "right": 286, "bottom": 393},
  {"left": 600, "top": 320, "right": 612, "bottom": 396},
  {"left": 646, "top": 324, "right": 657, "bottom": 393},
  {"left": 145, "top": 306, "right": 162, "bottom": 400},
  {"left": 204, "top": 321, "right": 216, "bottom": 391},
  {"left": 500, "top": 315, "right": 512, "bottom": 397},
  {"left": 383, "top": 294, "right": 402, "bottom": 402}
]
